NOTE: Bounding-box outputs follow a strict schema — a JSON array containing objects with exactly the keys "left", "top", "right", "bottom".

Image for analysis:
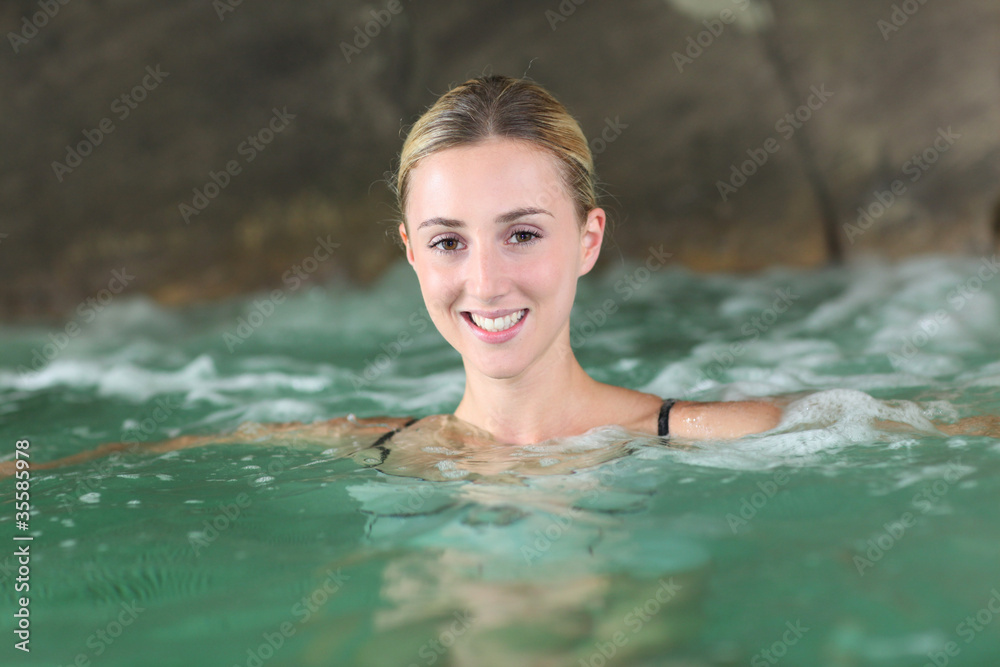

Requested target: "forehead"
[{"left": 406, "top": 139, "right": 570, "bottom": 219}]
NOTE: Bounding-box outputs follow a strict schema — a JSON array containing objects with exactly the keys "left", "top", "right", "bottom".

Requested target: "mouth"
[{"left": 461, "top": 308, "right": 528, "bottom": 342}]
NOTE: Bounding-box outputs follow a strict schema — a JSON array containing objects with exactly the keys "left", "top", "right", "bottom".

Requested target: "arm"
[
  {"left": 675, "top": 397, "right": 1000, "bottom": 440},
  {"left": 669, "top": 400, "right": 783, "bottom": 439},
  {"left": 0, "top": 416, "right": 417, "bottom": 478},
  {"left": 931, "top": 414, "right": 1000, "bottom": 437}
]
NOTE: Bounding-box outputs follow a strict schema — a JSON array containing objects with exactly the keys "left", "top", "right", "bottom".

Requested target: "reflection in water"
[
  {"left": 307, "top": 427, "right": 712, "bottom": 665},
  {"left": 357, "top": 548, "right": 707, "bottom": 666}
]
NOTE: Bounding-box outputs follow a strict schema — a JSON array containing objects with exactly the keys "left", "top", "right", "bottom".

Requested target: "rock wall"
[{"left": 1, "top": 0, "right": 997, "bottom": 321}]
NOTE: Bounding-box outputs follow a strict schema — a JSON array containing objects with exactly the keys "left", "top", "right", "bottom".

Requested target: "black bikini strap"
[
  {"left": 658, "top": 399, "right": 676, "bottom": 437},
  {"left": 369, "top": 417, "right": 419, "bottom": 449}
]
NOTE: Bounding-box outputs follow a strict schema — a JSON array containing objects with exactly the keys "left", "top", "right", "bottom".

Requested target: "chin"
[{"left": 464, "top": 353, "right": 529, "bottom": 380}]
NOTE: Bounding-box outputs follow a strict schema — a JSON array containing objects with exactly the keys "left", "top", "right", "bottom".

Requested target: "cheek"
[
  {"left": 415, "top": 262, "right": 457, "bottom": 314},
  {"left": 526, "top": 244, "right": 579, "bottom": 310},
  {"left": 543, "top": 240, "right": 580, "bottom": 285}
]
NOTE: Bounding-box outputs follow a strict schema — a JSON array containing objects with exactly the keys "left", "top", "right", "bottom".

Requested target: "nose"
[{"left": 465, "top": 240, "right": 510, "bottom": 303}]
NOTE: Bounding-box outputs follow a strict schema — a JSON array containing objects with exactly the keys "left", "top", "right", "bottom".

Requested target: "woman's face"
[{"left": 399, "top": 138, "right": 604, "bottom": 379}]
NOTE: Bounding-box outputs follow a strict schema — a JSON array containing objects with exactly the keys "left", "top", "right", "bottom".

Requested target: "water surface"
[{"left": 2, "top": 254, "right": 999, "bottom": 666}]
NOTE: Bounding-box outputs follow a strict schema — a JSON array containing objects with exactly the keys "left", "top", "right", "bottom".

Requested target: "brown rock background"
[{"left": 1, "top": 0, "right": 997, "bottom": 322}]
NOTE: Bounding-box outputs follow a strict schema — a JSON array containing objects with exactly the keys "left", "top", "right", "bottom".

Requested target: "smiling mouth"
[{"left": 463, "top": 309, "right": 527, "bottom": 333}]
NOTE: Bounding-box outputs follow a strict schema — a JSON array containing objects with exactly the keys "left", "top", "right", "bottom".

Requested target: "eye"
[
  {"left": 429, "top": 235, "right": 465, "bottom": 253},
  {"left": 509, "top": 228, "right": 541, "bottom": 245}
]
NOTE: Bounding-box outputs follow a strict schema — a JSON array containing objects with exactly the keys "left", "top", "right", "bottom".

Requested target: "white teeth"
[{"left": 469, "top": 309, "right": 525, "bottom": 332}]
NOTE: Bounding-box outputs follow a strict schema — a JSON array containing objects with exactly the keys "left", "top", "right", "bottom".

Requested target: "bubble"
[{"left": 435, "top": 460, "right": 470, "bottom": 479}]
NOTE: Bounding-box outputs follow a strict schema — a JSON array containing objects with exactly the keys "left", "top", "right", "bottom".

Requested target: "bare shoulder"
[
  {"left": 669, "top": 400, "right": 783, "bottom": 439},
  {"left": 399, "top": 414, "right": 495, "bottom": 441},
  {"left": 590, "top": 385, "right": 664, "bottom": 435}
]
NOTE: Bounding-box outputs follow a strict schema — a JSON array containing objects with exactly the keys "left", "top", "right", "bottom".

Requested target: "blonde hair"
[{"left": 390, "top": 75, "right": 598, "bottom": 238}]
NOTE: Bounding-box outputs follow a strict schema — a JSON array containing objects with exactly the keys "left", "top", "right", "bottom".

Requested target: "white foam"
[
  {"left": 668, "top": 389, "right": 947, "bottom": 471},
  {"left": 0, "top": 351, "right": 331, "bottom": 407},
  {"left": 3, "top": 255, "right": 997, "bottom": 476}
]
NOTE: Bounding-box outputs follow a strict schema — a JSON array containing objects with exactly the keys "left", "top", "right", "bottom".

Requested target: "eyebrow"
[{"left": 415, "top": 207, "right": 553, "bottom": 231}]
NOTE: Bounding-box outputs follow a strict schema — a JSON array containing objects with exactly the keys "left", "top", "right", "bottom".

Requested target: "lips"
[{"left": 461, "top": 308, "right": 528, "bottom": 343}]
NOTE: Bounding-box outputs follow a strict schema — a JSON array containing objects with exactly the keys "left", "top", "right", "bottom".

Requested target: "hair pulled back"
[{"left": 391, "top": 75, "right": 598, "bottom": 236}]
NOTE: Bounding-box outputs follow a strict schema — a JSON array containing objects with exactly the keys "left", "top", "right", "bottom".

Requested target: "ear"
[
  {"left": 578, "top": 208, "right": 605, "bottom": 276},
  {"left": 399, "top": 222, "right": 416, "bottom": 266}
]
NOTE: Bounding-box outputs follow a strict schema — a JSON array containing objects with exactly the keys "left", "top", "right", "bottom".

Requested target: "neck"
[{"left": 453, "top": 334, "right": 601, "bottom": 445}]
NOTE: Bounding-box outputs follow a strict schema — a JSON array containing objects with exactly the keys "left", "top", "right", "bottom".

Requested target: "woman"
[
  {"left": 386, "top": 74, "right": 782, "bottom": 446},
  {"left": 12, "top": 75, "right": 788, "bottom": 481},
  {"left": 8, "top": 75, "right": 1000, "bottom": 479}
]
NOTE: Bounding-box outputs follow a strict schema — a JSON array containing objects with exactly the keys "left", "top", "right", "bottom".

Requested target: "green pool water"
[{"left": 2, "top": 254, "right": 1000, "bottom": 666}]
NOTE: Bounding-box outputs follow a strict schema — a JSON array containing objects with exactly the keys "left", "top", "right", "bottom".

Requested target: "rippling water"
[{"left": 1, "top": 254, "right": 999, "bottom": 666}]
